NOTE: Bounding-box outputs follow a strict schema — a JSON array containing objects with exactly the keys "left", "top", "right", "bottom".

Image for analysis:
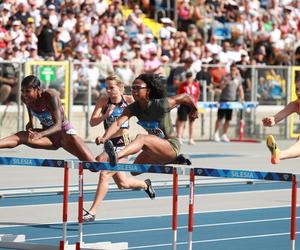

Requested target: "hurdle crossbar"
[
  {"left": 82, "top": 161, "right": 182, "bottom": 175},
  {"left": 0, "top": 156, "right": 64, "bottom": 168},
  {"left": 193, "top": 167, "right": 293, "bottom": 182}
]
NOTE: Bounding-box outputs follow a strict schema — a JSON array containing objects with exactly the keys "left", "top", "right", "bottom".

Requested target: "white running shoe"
[
  {"left": 214, "top": 133, "right": 220, "bottom": 142},
  {"left": 221, "top": 134, "right": 230, "bottom": 142}
]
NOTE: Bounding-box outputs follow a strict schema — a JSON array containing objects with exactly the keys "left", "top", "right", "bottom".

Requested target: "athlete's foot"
[
  {"left": 144, "top": 179, "right": 155, "bottom": 199},
  {"left": 83, "top": 209, "right": 95, "bottom": 222},
  {"left": 104, "top": 140, "right": 118, "bottom": 166},
  {"left": 266, "top": 135, "right": 281, "bottom": 164}
]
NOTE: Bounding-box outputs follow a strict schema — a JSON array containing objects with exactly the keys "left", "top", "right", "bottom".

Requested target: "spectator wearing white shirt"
[
  {"left": 95, "top": 0, "right": 108, "bottom": 17},
  {"left": 159, "top": 17, "right": 173, "bottom": 40},
  {"left": 205, "top": 35, "right": 222, "bottom": 55},
  {"left": 141, "top": 33, "right": 158, "bottom": 59},
  {"left": 10, "top": 20, "right": 25, "bottom": 47},
  {"left": 48, "top": 4, "right": 59, "bottom": 29},
  {"left": 62, "top": 8, "right": 76, "bottom": 33}
]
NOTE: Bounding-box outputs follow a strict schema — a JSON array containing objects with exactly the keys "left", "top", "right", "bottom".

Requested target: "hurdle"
[
  {"left": 197, "top": 101, "right": 259, "bottom": 142},
  {"left": 0, "top": 157, "right": 67, "bottom": 250},
  {"left": 0, "top": 157, "right": 129, "bottom": 250},
  {"left": 188, "top": 167, "right": 297, "bottom": 250},
  {"left": 0, "top": 157, "right": 298, "bottom": 249},
  {"left": 79, "top": 161, "right": 181, "bottom": 250}
]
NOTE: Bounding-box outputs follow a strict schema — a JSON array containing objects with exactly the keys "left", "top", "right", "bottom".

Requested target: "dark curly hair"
[
  {"left": 135, "top": 73, "right": 166, "bottom": 99},
  {"left": 21, "top": 75, "right": 41, "bottom": 89}
]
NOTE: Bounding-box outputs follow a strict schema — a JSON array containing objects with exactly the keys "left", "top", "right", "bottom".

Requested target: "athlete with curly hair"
[{"left": 95, "top": 73, "right": 198, "bottom": 171}]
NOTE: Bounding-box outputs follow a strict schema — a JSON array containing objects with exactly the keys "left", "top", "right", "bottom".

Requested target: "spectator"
[
  {"left": 195, "top": 62, "right": 213, "bottom": 101},
  {"left": 130, "top": 43, "right": 144, "bottom": 79},
  {"left": 0, "top": 50, "right": 18, "bottom": 104},
  {"left": 93, "top": 23, "right": 113, "bottom": 50},
  {"left": 141, "top": 33, "right": 157, "bottom": 59},
  {"left": 13, "top": 3, "right": 31, "bottom": 26},
  {"left": 126, "top": 4, "right": 143, "bottom": 32},
  {"left": 47, "top": 4, "right": 59, "bottom": 29},
  {"left": 209, "top": 56, "right": 227, "bottom": 101},
  {"left": 93, "top": 45, "right": 114, "bottom": 90},
  {"left": 115, "top": 55, "right": 134, "bottom": 92},
  {"left": 176, "top": 71, "right": 200, "bottom": 145},
  {"left": 37, "top": 15, "right": 55, "bottom": 59},
  {"left": 214, "top": 63, "right": 244, "bottom": 142},
  {"left": 28, "top": 44, "right": 43, "bottom": 60},
  {"left": 0, "top": 17, "right": 11, "bottom": 52},
  {"left": 144, "top": 50, "right": 162, "bottom": 74},
  {"left": 177, "top": 0, "right": 194, "bottom": 32},
  {"left": 10, "top": 20, "right": 25, "bottom": 47},
  {"left": 172, "top": 56, "right": 194, "bottom": 90},
  {"left": 159, "top": 17, "right": 174, "bottom": 40}
]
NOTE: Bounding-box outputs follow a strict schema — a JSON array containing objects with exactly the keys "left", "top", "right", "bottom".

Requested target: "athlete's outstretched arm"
[
  {"left": 96, "top": 107, "right": 132, "bottom": 144},
  {"left": 262, "top": 101, "right": 298, "bottom": 127},
  {"left": 168, "top": 94, "right": 198, "bottom": 119}
]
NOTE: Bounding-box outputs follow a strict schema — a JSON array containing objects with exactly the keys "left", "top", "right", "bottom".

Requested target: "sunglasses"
[{"left": 131, "top": 85, "right": 147, "bottom": 91}]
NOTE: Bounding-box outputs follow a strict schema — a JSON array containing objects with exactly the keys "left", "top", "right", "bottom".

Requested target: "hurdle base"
[
  {"left": 230, "top": 138, "right": 261, "bottom": 143},
  {"left": 0, "top": 234, "right": 57, "bottom": 250},
  {"left": 0, "top": 234, "right": 128, "bottom": 250},
  {"left": 74, "top": 241, "right": 128, "bottom": 249}
]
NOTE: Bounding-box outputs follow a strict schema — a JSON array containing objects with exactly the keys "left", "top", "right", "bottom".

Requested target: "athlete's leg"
[
  {"left": 87, "top": 152, "right": 147, "bottom": 216},
  {"left": 0, "top": 130, "right": 57, "bottom": 150},
  {"left": 116, "top": 134, "right": 177, "bottom": 163},
  {"left": 266, "top": 135, "right": 300, "bottom": 164},
  {"left": 60, "top": 133, "right": 94, "bottom": 161}
]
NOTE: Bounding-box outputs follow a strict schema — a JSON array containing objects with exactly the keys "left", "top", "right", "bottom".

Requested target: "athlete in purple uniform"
[{"left": 0, "top": 75, "right": 94, "bottom": 161}]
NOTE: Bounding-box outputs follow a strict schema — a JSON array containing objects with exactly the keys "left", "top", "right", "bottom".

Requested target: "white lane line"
[
  {"left": 127, "top": 231, "right": 300, "bottom": 249},
  {"left": 0, "top": 204, "right": 297, "bottom": 229},
  {"left": 27, "top": 216, "right": 300, "bottom": 241},
  {"left": 0, "top": 188, "right": 295, "bottom": 209}
]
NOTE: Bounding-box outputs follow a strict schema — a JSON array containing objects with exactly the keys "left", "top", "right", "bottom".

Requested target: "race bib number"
[
  {"left": 31, "top": 110, "right": 54, "bottom": 127},
  {"left": 137, "top": 121, "right": 165, "bottom": 138},
  {"left": 106, "top": 107, "right": 128, "bottom": 128}
]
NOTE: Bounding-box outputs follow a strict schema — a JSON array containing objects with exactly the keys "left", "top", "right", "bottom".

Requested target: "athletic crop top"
[
  {"left": 128, "top": 97, "right": 175, "bottom": 139},
  {"left": 29, "top": 101, "right": 68, "bottom": 128},
  {"left": 102, "top": 95, "right": 129, "bottom": 130}
]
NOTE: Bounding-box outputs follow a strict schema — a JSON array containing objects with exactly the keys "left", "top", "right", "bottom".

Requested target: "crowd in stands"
[{"left": 0, "top": 0, "right": 299, "bottom": 105}]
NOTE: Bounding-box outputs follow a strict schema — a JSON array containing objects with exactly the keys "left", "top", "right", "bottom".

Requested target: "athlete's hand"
[
  {"left": 25, "top": 122, "right": 33, "bottom": 131},
  {"left": 189, "top": 109, "right": 199, "bottom": 121},
  {"left": 95, "top": 136, "right": 106, "bottom": 145},
  {"left": 28, "top": 129, "right": 43, "bottom": 140},
  {"left": 262, "top": 117, "right": 275, "bottom": 127}
]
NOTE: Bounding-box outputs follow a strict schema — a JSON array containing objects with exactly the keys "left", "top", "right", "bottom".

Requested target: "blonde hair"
[{"left": 105, "top": 75, "right": 124, "bottom": 92}]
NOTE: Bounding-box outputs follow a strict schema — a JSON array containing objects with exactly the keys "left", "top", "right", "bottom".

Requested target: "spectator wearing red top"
[{"left": 176, "top": 71, "right": 200, "bottom": 145}]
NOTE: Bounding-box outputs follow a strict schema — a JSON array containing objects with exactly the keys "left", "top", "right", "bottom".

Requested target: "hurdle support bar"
[
  {"left": 172, "top": 168, "right": 178, "bottom": 250},
  {"left": 188, "top": 169, "right": 195, "bottom": 250},
  {"left": 60, "top": 161, "right": 70, "bottom": 250},
  {"left": 290, "top": 175, "right": 297, "bottom": 250},
  {"left": 76, "top": 162, "right": 84, "bottom": 250}
]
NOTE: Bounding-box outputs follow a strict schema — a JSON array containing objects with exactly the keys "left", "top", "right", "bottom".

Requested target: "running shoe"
[
  {"left": 83, "top": 209, "right": 95, "bottom": 222},
  {"left": 144, "top": 179, "right": 155, "bottom": 199},
  {"left": 104, "top": 140, "right": 118, "bottom": 166},
  {"left": 175, "top": 154, "right": 192, "bottom": 165},
  {"left": 266, "top": 135, "right": 280, "bottom": 164}
]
